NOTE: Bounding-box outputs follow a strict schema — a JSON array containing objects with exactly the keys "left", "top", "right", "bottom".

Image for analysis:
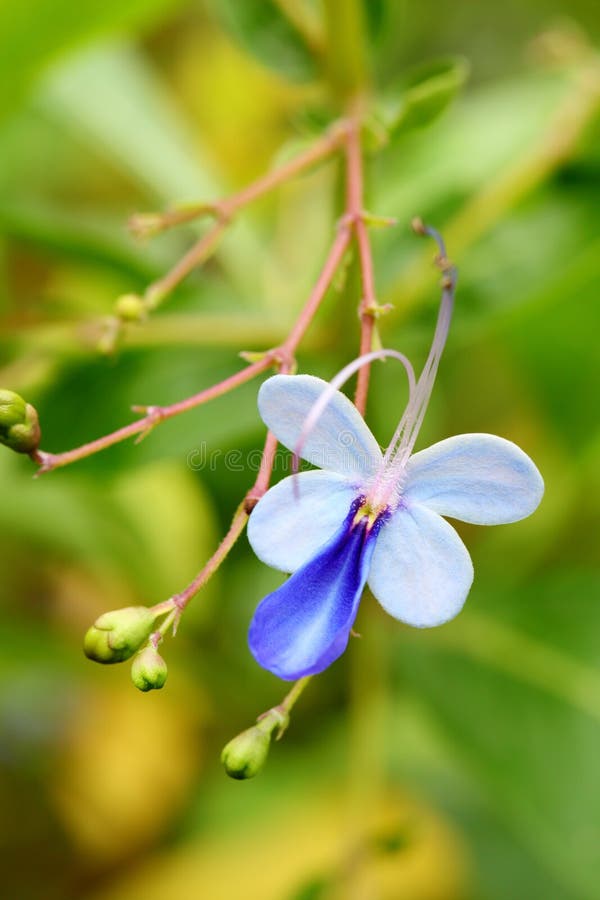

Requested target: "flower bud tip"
[
  {"left": 221, "top": 725, "right": 271, "bottom": 780},
  {"left": 131, "top": 647, "right": 168, "bottom": 691}
]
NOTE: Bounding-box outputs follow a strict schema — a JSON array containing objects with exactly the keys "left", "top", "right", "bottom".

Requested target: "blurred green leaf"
[
  {"left": 0, "top": 0, "right": 185, "bottom": 119},
  {"left": 363, "top": 0, "right": 388, "bottom": 44},
  {"left": 111, "top": 458, "right": 217, "bottom": 606},
  {"left": 213, "top": 0, "right": 318, "bottom": 82},
  {"left": 36, "top": 43, "right": 265, "bottom": 297},
  {"left": 0, "top": 199, "right": 172, "bottom": 281},
  {"left": 0, "top": 450, "right": 215, "bottom": 604},
  {"left": 39, "top": 44, "right": 216, "bottom": 204},
  {"left": 374, "top": 71, "right": 568, "bottom": 223},
  {"left": 34, "top": 348, "right": 265, "bottom": 476},
  {"left": 397, "top": 570, "right": 600, "bottom": 899},
  {"left": 373, "top": 56, "right": 470, "bottom": 139},
  {"left": 0, "top": 621, "right": 78, "bottom": 757}
]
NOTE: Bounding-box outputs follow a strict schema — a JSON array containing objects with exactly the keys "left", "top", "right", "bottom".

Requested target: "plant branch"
[
  {"left": 34, "top": 219, "right": 352, "bottom": 474},
  {"left": 140, "top": 122, "right": 349, "bottom": 310},
  {"left": 33, "top": 355, "right": 273, "bottom": 473},
  {"left": 344, "top": 116, "right": 379, "bottom": 416},
  {"left": 151, "top": 221, "right": 354, "bottom": 613},
  {"left": 143, "top": 219, "right": 229, "bottom": 309},
  {"left": 172, "top": 502, "right": 250, "bottom": 614},
  {"left": 279, "top": 675, "right": 312, "bottom": 715},
  {"left": 63, "top": 107, "right": 382, "bottom": 735},
  {"left": 255, "top": 115, "right": 384, "bottom": 735},
  {"left": 279, "top": 224, "right": 352, "bottom": 354}
]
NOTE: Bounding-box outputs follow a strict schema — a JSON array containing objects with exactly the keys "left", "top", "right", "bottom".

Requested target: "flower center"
[{"left": 352, "top": 497, "right": 391, "bottom": 532}]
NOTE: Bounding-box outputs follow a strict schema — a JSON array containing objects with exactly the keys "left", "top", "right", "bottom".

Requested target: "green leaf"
[
  {"left": 0, "top": 0, "right": 185, "bottom": 120},
  {"left": 213, "top": 0, "right": 318, "bottom": 83},
  {"left": 374, "top": 56, "right": 470, "bottom": 139}
]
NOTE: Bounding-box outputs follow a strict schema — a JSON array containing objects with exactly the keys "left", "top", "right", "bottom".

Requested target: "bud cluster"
[{"left": 83, "top": 605, "right": 169, "bottom": 692}]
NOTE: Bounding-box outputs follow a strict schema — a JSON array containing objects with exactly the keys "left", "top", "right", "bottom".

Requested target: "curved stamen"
[
  {"left": 369, "top": 225, "right": 457, "bottom": 508},
  {"left": 291, "top": 348, "right": 416, "bottom": 482}
]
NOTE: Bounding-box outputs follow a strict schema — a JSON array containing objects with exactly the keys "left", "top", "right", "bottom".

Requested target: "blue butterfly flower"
[{"left": 247, "top": 238, "right": 544, "bottom": 681}]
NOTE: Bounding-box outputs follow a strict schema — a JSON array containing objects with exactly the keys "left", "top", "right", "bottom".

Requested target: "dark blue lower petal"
[{"left": 248, "top": 498, "right": 385, "bottom": 680}]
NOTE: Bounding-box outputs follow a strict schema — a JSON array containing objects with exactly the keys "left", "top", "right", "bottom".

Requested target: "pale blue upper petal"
[
  {"left": 247, "top": 469, "right": 360, "bottom": 573},
  {"left": 404, "top": 433, "right": 544, "bottom": 525},
  {"left": 368, "top": 502, "right": 474, "bottom": 627},
  {"left": 258, "top": 374, "right": 382, "bottom": 478}
]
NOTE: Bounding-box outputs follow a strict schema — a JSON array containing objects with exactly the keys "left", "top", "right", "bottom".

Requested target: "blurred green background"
[{"left": 1, "top": 1, "right": 599, "bottom": 898}]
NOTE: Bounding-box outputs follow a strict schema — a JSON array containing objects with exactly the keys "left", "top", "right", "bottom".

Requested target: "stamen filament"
[
  {"left": 292, "top": 348, "right": 416, "bottom": 478},
  {"left": 368, "top": 225, "right": 457, "bottom": 508}
]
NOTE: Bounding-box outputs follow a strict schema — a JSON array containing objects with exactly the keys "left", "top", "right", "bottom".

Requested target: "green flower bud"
[
  {"left": 131, "top": 646, "right": 168, "bottom": 692},
  {"left": 115, "top": 293, "right": 146, "bottom": 323},
  {"left": 83, "top": 606, "right": 157, "bottom": 664},
  {"left": 0, "top": 391, "right": 41, "bottom": 454},
  {"left": 0, "top": 390, "right": 27, "bottom": 429},
  {"left": 221, "top": 725, "right": 271, "bottom": 780}
]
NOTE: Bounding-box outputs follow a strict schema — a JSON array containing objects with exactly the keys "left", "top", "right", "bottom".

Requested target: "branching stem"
[
  {"left": 40, "top": 111, "right": 385, "bottom": 727},
  {"left": 140, "top": 122, "right": 350, "bottom": 309}
]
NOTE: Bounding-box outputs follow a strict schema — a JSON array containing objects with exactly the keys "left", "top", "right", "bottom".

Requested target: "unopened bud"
[
  {"left": 0, "top": 390, "right": 41, "bottom": 454},
  {"left": 131, "top": 646, "right": 168, "bottom": 691},
  {"left": 0, "top": 390, "right": 26, "bottom": 428},
  {"left": 221, "top": 725, "right": 271, "bottom": 780},
  {"left": 115, "top": 293, "right": 146, "bottom": 323},
  {"left": 83, "top": 606, "right": 156, "bottom": 664}
]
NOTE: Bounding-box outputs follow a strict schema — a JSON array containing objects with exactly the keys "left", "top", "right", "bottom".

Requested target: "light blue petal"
[
  {"left": 404, "top": 433, "right": 544, "bottom": 525},
  {"left": 249, "top": 499, "right": 383, "bottom": 680},
  {"left": 258, "top": 374, "right": 382, "bottom": 478},
  {"left": 368, "top": 503, "right": 474, "bottom": 627},
  {"left": 247, "top": 470, "right": 359, "bottom": 573}
]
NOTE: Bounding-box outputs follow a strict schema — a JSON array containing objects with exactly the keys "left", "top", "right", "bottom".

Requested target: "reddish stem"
[
  {"left": 245, "top": 430, "right": 281, "bottom": 512},
  {"left": 164, "top": 123, "right": 377, "bottom": 618},
  {"left": 220, "top": 124, "right": 348, "bottom": 216},
  {"left": 144, "top": 123, "right": 349, "bottom": 307},
  {"left": 345, "top": 120, "right": 378, "bottom": 417},
  {"left": 36, "top": 222, "right": 351, "bottom": 474},
  {"left": 173, "top": 502, "right": 249, "bottom": 612},
  {"left": 280, "top": 224, "right": 352, "bottom": 354},
  {"left": 156, "top": 225, "right": 353, "bottom": 610},
  {"left": 145, "top": 219, "right": 229, "bottom": 307},
  {"left": 44, "top": 114, "right": 378, "bottom": 643},
  {"left": 35, "top": 355, "right": 272, "bottom": 473}
]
